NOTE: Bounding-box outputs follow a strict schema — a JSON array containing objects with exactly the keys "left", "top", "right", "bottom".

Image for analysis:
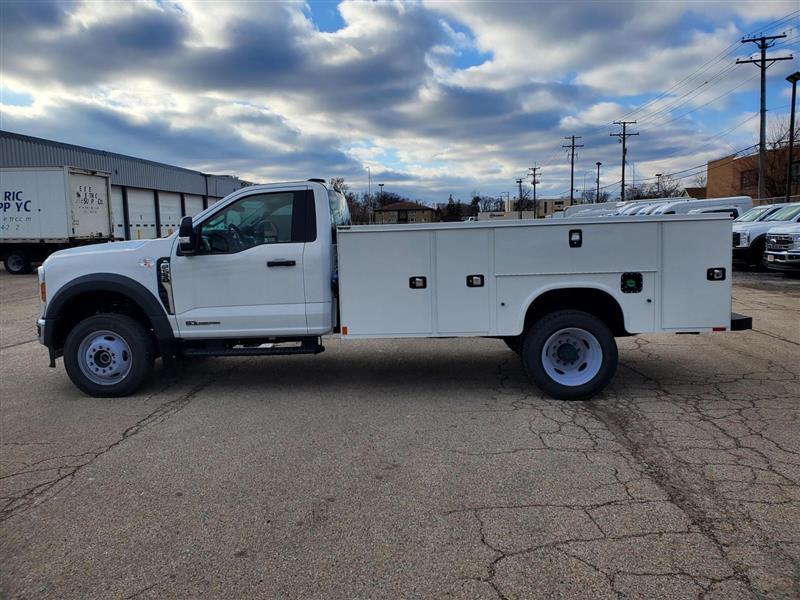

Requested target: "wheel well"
[
  {"left": 523, "top": 288, "right": 628, "bottom": 337},
  {"left": 52, "top": 291, "right": 154, "bottom": 350}
]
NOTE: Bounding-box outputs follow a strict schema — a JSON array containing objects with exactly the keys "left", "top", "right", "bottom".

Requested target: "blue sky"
[{"left": 1, "top": 1, "right": 798, "bottom": 202}]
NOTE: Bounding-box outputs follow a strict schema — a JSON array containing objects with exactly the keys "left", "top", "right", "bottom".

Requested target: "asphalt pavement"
[{"left": 1, "top": 269, "right": 798, "bottom": 599}]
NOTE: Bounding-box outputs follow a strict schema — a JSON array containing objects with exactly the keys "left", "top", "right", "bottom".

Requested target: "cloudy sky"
[{"left": 1, "top": 1, "right": 798, "bottom": 202}]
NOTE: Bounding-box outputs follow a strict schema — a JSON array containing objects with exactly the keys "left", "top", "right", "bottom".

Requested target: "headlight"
[
  {"left": 792, "top": 233, "right": 800, "bottom": 250},
  {"left": 739, "top": 231, "right": 749, "bottom": 246}
]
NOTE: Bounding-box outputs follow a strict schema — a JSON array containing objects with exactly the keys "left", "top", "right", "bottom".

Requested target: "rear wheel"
[
  {"left": 3, "top": 250, "right": 32, "bottom": 275},
  {"left": 521, "top": 310, "right": 617, "bottom": 400},
  {"left": 64, "top": 314, "right": 154, "bottom": 397}
]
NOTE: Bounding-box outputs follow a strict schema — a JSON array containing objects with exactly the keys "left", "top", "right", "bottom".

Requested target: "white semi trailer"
[
  {"left": 1, "top": 167, "right": 113, "bottom": 274},
  {"left": 36, "top": 179, "right": 751, "bottom": 400}
]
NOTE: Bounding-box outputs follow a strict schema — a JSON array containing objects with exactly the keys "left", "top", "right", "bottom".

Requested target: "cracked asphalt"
[{"left": 1, "top": 269, "right": 798, "bottom": 599}]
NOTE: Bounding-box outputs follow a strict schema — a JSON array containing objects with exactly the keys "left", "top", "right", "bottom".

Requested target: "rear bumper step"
[{"left": 730, "top": 312, "right": 752, "bottom": 331}]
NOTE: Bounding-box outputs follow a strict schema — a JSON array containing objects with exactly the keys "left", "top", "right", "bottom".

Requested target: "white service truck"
[
  {"left": 36, "top": 179, "right": 751, "bottom": 400},
  {"left": 1, "top": 167, "right": 113, "bottom": 274}
]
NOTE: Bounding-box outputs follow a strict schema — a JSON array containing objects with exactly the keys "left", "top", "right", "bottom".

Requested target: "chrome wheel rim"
[
  {"left": 541, "top": 327, "right": 602, "bottom": 387},
  {"left": 77, "top": 330, "right": 133, "bottom": 386}
]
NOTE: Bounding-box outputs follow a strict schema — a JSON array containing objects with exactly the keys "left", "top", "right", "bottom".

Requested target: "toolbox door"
[{"left": 435, "top": 229, "right": 490, "bottom": 334}]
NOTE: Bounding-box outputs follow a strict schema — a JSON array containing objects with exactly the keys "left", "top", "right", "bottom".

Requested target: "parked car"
[
  {"left": 764, "top": 223, "right": 800, "bottom": 274},
  {"left": 651, "top": 196, "right": 752, "bottom": 217},
  {"left": 732, "top": 203, "right": 800, "bottom": 269}
]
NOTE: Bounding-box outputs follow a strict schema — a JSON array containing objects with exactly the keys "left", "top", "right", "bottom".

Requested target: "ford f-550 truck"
[{"left": 36, "top": 179, "right": 751, "bottom": 400}]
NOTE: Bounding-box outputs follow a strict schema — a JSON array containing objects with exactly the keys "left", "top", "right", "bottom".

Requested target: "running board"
[{"left": 181, "top": 344, "right": 324, "bottom": 358}]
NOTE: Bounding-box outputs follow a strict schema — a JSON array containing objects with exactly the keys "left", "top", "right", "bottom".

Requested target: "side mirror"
[{"left": 178, "top": 216, "right": 197, "bottom": 255}]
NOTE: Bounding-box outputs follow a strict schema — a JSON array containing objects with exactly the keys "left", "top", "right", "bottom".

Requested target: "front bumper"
[
  {"left": 732, "top": 247, "right": 752, "bottom": 262},
  {"left": 37, "top": 318, "right": 58, "bottom": 367},
  {"left": 764, "top": 251, "right": 800, "bottom": 272}
]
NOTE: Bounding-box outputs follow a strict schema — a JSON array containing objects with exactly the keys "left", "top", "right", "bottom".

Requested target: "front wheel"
[
  {"left": 64, "top": 314, "right": 154, "bottom": 397},
  {"left": 521, "top": 310, "right": 618, "bottom": 401}
]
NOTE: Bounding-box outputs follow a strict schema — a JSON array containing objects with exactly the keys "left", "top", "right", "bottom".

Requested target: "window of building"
[
  {"left": 740, "top": 169, "right": 758, "bottom": 189},
  {"left": 398, "top": 210, "right": 409, "bottom": 223}
]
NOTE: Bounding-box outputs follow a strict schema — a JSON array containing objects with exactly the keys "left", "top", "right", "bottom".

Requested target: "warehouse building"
[{"left": 0, "top": 131, "right": 253, "bottom": 240}]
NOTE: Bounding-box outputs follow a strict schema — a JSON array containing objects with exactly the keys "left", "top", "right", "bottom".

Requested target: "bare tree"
[{"left": 693, "top": 173, "right": 707, "bottom": 188}]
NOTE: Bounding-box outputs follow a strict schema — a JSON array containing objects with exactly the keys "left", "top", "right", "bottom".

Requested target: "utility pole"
[
  {"left": 786, "top": 72, "right": 799, "bottom": 202},
  {"left": 737, "top": 34, "right": 792, "bottom": 200},
  {"left": 516, "top": 178, "right": 524, "bottom": 219},
  {"left": 562, "top": 136, "right": 583, "bottom": 206},
  {"left": 611, "top": 121, "right": 638, "bottom": 201},
  {"left": 656, "top": 173, "right": 662, "bottom": 197},
  {"left": 528, "top": 165, "right": 541, "bottom": 217},
  {"left": 595, "top": 162, "right": 601, "bottom": 203}
]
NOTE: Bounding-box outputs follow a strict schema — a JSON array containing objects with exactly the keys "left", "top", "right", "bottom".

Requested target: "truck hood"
[
  {"left": 47, "top": 239, "right": 151, "bottom": 258},
  {"left": 765, "top": 224, "right": 800, "bottom": 235},
  {"left": 732, "top": 221, "right": 784, "bottom": 235},
  {"left": 42, "top": 236, "right": 175, "bottom": 270}
]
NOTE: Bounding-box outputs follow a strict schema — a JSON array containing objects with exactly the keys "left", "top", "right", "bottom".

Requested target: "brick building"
[
  {"left": 373, "top": 201, "right": 435, "bottom": 224},
  {"left": 706, "top": 147, "right": 800, "bottom": 200}
]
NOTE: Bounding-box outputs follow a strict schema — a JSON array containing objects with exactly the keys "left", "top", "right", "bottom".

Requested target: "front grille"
[
  {"left": 732, "top": 232, "right": 740, "bottom": 246},
  {"left": 766, "top": 235, "right": 794, "bottom": 251}
]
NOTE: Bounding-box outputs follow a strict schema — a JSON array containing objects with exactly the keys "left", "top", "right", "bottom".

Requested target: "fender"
[
  {"left": 44, "top": 273, "right": 176, "bottom": 362},
  {"left": 516, "top": 282, "right": 627, "bottom": 335}
]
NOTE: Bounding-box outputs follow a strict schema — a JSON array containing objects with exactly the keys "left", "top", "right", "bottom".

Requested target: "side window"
[{"left": 199, "top": 191, "right": 298, "bottom": 253}]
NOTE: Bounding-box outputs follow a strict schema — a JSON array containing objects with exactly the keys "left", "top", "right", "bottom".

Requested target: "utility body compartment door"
[
  {"left": 338, "top": 230, "right": 433, "bottom": 336},
  {"left": 660, "top": 219, "right": 731, "bottom": 329},
  {"left": 435, "top": 229, "right": 490, "bottom": 333}
]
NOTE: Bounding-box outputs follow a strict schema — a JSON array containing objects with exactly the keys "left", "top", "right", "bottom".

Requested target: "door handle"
[{"left": 267, "top": 259, "right": 296, "bottom": 267}]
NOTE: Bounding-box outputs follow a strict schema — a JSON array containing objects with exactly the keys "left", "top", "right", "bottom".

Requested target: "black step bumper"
[{"left": 730, "top": 312, "right": 752, "bottom": 331}]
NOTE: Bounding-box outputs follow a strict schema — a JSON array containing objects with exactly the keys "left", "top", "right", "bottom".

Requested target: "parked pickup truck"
[
  {"left": 764, "top": 223, "right": 800, "bottom": 273},
  {"left": 732, "top": 203, "right": 800, "bottom": 269},
  {"left": 37, "top": 179, "right": 751, "bottom": 400}
]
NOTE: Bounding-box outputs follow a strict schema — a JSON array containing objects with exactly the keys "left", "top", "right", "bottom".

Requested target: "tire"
[
  {"left": 750, "top": 238, "right": 767, "bottom": 271},
  {"left": 521, "top": 310, "right": 618, "bottom": 401},
  {"left": 63, "top": 314, "right": 154, "bottom": 397},
  {"left": 503, "top": 336, "right": 520, "bottom": 354},
  {"left": 3, "top": 250, "right": 32, "bottom": 275}
]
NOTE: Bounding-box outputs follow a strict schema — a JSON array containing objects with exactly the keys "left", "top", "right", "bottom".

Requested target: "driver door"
[{"left": 171, "top": 187, "right": 312, "bottom": 339}]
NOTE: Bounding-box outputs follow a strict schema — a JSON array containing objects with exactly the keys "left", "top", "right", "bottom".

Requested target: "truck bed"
[{"left": 336, "top": 215, "right": 732, "bottom": 338}]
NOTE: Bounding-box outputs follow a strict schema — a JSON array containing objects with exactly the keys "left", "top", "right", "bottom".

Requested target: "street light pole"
[
  {"left": 595, "top": 162, "right": 601, "bottom": 203},
  {"left": 367, "top": 166, "right": 372, "bottom": 224},
  {"left": 378, "top": 183, "right": 384, "bottom": 207},
  {"left": 786, "top": 72, "right": 800, "bottom": 203}
]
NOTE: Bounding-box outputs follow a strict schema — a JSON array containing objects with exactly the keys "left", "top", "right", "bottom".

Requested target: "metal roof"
[{"left": 0, "top": 130, "right": 251, "bottom": 197}]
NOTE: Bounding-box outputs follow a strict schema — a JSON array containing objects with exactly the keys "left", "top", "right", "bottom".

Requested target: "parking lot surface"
[{"left": 1, "top": 270, "right": 798, "bottom": 599}]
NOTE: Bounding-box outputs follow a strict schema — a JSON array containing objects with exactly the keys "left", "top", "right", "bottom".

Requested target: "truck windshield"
[
  {"left": 735, "top": 206, "right": 773, "bottom": 222},
  {"left": 764, "top": 205, "right": 800, "bottom": 221}
]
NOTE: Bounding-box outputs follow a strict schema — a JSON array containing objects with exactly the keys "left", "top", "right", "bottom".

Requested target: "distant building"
[
  {"left": 0, "top": 130, "right": 252, "bottom": 240},
  {"left": 373, "top": 201, "right": 435, "bottom": 224},
  {"left": 706, "top": 147, "right": 799, "bottom": 201},
  {"left": 535, "top": 198, "right": 569, "bottom": 218}
]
